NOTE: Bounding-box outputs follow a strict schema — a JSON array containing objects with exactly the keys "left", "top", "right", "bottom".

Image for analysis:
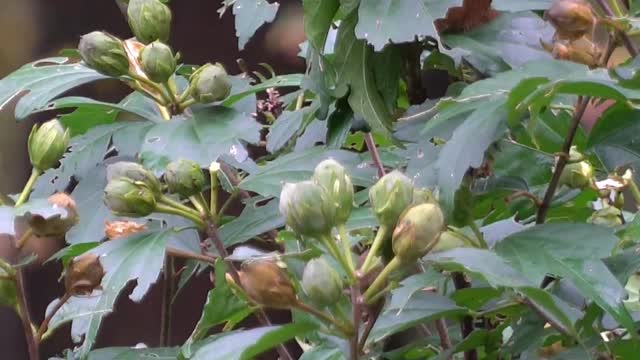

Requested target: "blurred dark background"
[{"left": 0, "top": 0, "right": 304, "bottom": 358}]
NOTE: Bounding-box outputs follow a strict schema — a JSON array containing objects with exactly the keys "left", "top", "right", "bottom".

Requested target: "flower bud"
[
  {"left": 189, "top": 63, "right": 232, "bottom": 103},
  {"left": 431, "top": 231, "right": 468, "bottom": 253},
  {"left": 238, "top": 260, "right": 297, "bottom": 309},
  {"left": 588, "top": 207, "right": 623, "bottom": 227},
  {"left": 559, "top": 161, "right": 593, "bottom": 189},
  {"left": 64, "top": 253, "right": 104, "bottom": 295},
  {"left": 139, "top": 41, "right": 176, "bottom": 83},
  {"left": 279, "top": 181, "right": 336, "bottom": 238},
  {"left": 127, "top": 0, "right": 172, "bottom": 44},
  {"left": 27, "top": 119, "right": 70, "bottom": 171},
  {"left": 392, "top": 203, "right": 445, "bottom": 262},
  {"left": 313, "top": 159, "right": 354, "bottom": 225},
  {"left": 104, "top": 178, "right": 157, "bottom": 217},
  {"left": 78, "top": 31, "right": 130, "bottom": 77},
  {"left": 28, "top": 193, "right": 79, "bottom": 237},
  {"left": 164, "top": 159, "right": 205, "bottom": 198},
  {"left": 545, "top": 0, "right": 595, "bottom": 41},
  {"left": 107, "top": 161, "right": 162, "bottom": 196},
  {"left": 302, "top": 258, "right": 343, "bottom": 307},
  {"left": 369, "top": 170, "right": 414, "bottom": 228},
  {"left": 104, "top": 220, "right": 147, "bottom": 240}
]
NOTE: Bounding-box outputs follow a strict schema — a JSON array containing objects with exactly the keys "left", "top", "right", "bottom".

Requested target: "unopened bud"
[
  {"left": 392, "top": 203, "right": 445, "bottom": 262},
  {"left": 559, "top": 161, "right": 593, "bottom": 189},
  {"left": 238, "top": 260, "right": 297, "bottom": 309},
  {"left": 139, "top": 41, "right": 176, "bottom": 83},
  {"left": 127, "top": 0, "right": 172, "bottom": 44},
  {"left": 302, "top": 258, "right": 343, "bottom": 307},
  {"left": 313, "top": 159, "right": 354, "bottom": 225},
  {"left": 279, "top": 181, "right": 335, "bottom": 238},
  {"left": 588, "top": 207, "right": 623, "bottom": 227},
  {"left": 28, "top": 193, "right": 79, "bottom": 237},
  {"left": 104, "top": 178, "right": 157, "bottom": 217},
  {"left": 78, "top": 31, "right": 130, "bottom": 77},
  {"left": 431, "top": 231, "right": 468, "bottom": 253},
  {"left": 189, "top": 63, "right": 231, "bottom": 103},
  {"left": 64, "top": 253, "right": 104, "bottom": 295},
  {"left": 27, "top": 119, "right": 70, "bottom": 171},
  {"left": 545, "top": 0, "right": 595, "bottom": 41},
  {"left": 107, "top": 161, "right": 162, "bottom": 196},
  {"left": 104, "top": 220, "right": 147, "bottom": 240},
  {"left": 369, "top": 170, "right": 414, "bottom": 228},
  {"left": 164, "top": 159, "right": 205, "bottom": 197}
]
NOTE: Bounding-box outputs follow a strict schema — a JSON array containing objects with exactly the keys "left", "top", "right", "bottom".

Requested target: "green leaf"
[
  {"left": 368, "top": 292, "right": 466, "bottom": 343},
  {"left": 492, "top": 0, "right": 551, "bottom": 11},
  {"left": 333, "top": 11, "right": 395, "bottom": 139},
  {"left": 0, "top": 57, "right": 107, "bottom": 120},
  {"left": 299, "top": 344, "right": 346, "bottom": 360},
  {"left": 181, "top": 260, "right": 250, "bottom": 358},
  {"left": 87, "top": 347, "right": 178, "bottom": 360},
  {"left": 355, "top": 0, "right": 452, "bottom": 51},
  {"left": 72, "top": 229, "right": 169, "bottom": 357},
  {"left": 223, "top": 74, "right": 304, "bottom": 107},
  {"left": 436, "top": 97, "right": 507, "bottom": 220},
  {"left": 219, "top": 199, "right": 284, "bottom": 247},
  {"left": 266, "top": 110, "right": 306, "bottom": 153},
  {"left": 443, "top": 12, "right": 554, "bottom": 75},
  {"left": 140, "top": 107, "right": 261, "bottom": 171},
  {"left": 495, "top": 223, "right": 636, "bottom": 334},
  {"left": 232, "top": 0, "right": 280, "bottom": 50},
  {"left": 192, "top": 323, "right": 317, "bottom": 360},
  {"left": 303, "top": 0, "right": 339, "bottom": 51}
]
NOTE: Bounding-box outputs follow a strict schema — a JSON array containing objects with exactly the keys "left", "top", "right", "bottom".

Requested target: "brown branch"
[
  {"left": 435, "top": 319, "right": 453, "bottom": 350},
  {"left": 595, "top": 0, "right": 640, "bottom": 57},
  {"left": 364, "top": 133, "right": 385, "bottom": 178},
  {"left": 36, "top": 292, "right": 72, "bottom": 341},
  {"left": 15, "top": 270, "right": 39, "bottom": 360},
  {"left": 166, "top": 246, "right": 216, "bottom": 264},
  {"left": 358, "top": 300, "right": 384, "bottom": 352},
  {"left": 159, "top": 255, "right": 174, "bottom": 346},
  {"left": 350, "top": 273, "right": 362, "bottom": 360},
  {"left": 452, "top": 272, "right": 477, "bottom": 360},
  {"left": 206, "top": 223, "right": 294, "bottom": 360},
  {"left": 506, "top": 191, "right": 542, "bottom": 207}
]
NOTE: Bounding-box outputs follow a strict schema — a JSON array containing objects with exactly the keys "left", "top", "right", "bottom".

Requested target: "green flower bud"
[
  {"left": 279, "top": 181, "right": 336, "bottom": 238},
  {"left": 392, "top": 203, "right": 445, "bottom": 262},
  {"left": 139, "top": 41, "right": 176, "bottom": 83},
  {"left": 431, "top": 231, "right": 468, "bottom": 253},
  {"left": 127, "top": 0, "right": 172, "bottom": 44},
  {"left": 27, "top": 119, "right": 70, "bottom": 171},
  {"left": 189, "top": 63, "right": 231, "bottom": 103},
  {"left": 369, "top": 170, "right": 414, "bottom": 228},
  {"left": 104, "top": 178, "right": 157, "bottom": 217},
  {"left": 559, "top": 161, "right": 593, "bottom": 189},
  {"left": 302, "top": 257, "right": 343, "bottom": 307},
  {"left": 588, "top": 207, "right": 623, "bottom": 227},
  {"left": 164, "top": 159, "right": 205, "bottom": 197},
  {"left": 313, "top": 159, "right": 354, "bottom": 225},
  {"left": 78, "top": 31, "right": 130, "bottom": 77},
  {"left": 107, "top": 161, "right": 162, "bottom": 196}
]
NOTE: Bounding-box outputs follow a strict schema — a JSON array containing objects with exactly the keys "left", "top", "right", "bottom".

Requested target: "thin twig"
[
  {"left": 166, "top": 246, "right": 216, "bottom": 263},
  {"left": 36, "top": 292, "right": 72, "bottom": 341},
  {"left": 159, "top": 255, "right": 174, "bottom": 346},
  {"left": 521, "top": 297, "right": 573, "bottom": 337},
  {"left": 536, "top": 96, "right": 590, "bottom": 224},
  {"left": 15, "top": 270, "right": 38, "bottom": 360},
  {"left": 364, "top": 133, "right": 385, "bottom": 178},
  {"left": 452, "top": 272, "right": 477, "bottom": 360},
  {"left": 350, "top": 273, "right": 362, "bottom": 360},
  {"left": 595, "top": 0, "right": 640, "bottom": 57},
  {"left": 435, "top": 319, "right": 453, "bottom": 350},
  {"left": 506, "top": 191, "right": 542, "bottom": 207},
  {"left": 206, "top": 223, "right": 294, "bottom": 360},
  {"left": 358, "top": 300, "right": 384, "bottom": 352}
]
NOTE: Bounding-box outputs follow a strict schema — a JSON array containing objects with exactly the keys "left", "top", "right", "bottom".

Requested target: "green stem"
[
  {"left": 127, "top": 81, "right": 167, "bottom": 105},
  {"left": 628, "top": 178, "right": 640, "bottom": 207},
  {"left": 159, "top": 195, "right": 202, "bottom": 219},
  {"left": 361, "top": 225, "right": 389, "bottom": 274},
  {"left": 178, "top": 98, "right": 197, "bottom": 112},
  {"left": 156, "top": 203, "right": 205, "bottom": 229},
  {"left": 363, "top": 256, "right": 402, "bottom": 304},
  {"left": 609, "top": 0, "right": 624, "bottom": 17},
  {"left": 188, "top": 195, "right": 209, "bottom": 218},
  {"left": 217, "top": 190, "right": 240, "bottom": 223},
  {"left": 469, "top": 222, "right": 488, "bottom": 249},
  {"left": 337, "top": 223, "right": 355, "bottom": 273},
  {"left": 162, "top": 82, "right": 179, "bottom": 105},
  {"left": 209, "top": 163, "right": 220, "bottom": 219},
  {"left": 320, "top": 233, "right": 356, "bottom": 283},
  {"left": 295, "top": 301, "right": 354, "bottom": 337},
  {"left": 16, "top": 228, "right": 33, "bottom": 249},
  {"left": 15, "top": 168, "right": 41, "bottom": 207},
  {"left": 129, "top": 73, "right": 172, "bottom": 105}
]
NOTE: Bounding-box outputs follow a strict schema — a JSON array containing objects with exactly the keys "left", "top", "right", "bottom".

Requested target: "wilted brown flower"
[
  {"left": 237, "top": 260, "right": 297, "bottom": 309},
  {"left": 64, "top": 253, "right": 104, "bottom": 295},
  {"left": 104, "top": 220, "right": 147, "bottom": 240}
]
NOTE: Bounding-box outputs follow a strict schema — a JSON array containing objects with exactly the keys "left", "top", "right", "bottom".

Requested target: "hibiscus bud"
[
  {"left": 238, "top": 260, "right": 297, "bottom": 309},
  {"left": 588, "top": 207, "right": 623, "bottom": 227},
  {"left": 279, "top": 181, "right": 336, "bottom": 238},
  {"left": 559, "top": 161, "right": 593, "bottom": 189},
  {"left": 27, "top": 193, "right": 79, "bottom": 237},
  {"left": 313, "top": 159, "right": 354, "bottom": 225},
  {"left": 392, "top": 203, "right": 445, "bottom": 262},
  {"left": 107, "top": 161, "right": 162, "bottom": 196},
  {"left": 164, "top": 159, "right": 205, "bottom": 198},
  {"left": 127, "top": 0, "right": 172, "bottom": 44},
  {"left": 78, "top": 31, "right": 130, "bottom": 77},
  {"left": 64, "top": 253, "right": 104, "bottom": 295},
  {"left": 189, "top": 63, "right": 231, "bottom": 103},
  {"left": 302, "top": 258, "right": 343, "bottom": 307},
  {"left": 27, "top": 119, "right": 70, "bottom": 171},
  {"left": 104, "top": 178, "right": 157, "bottom": 217},
  {"left": 545, "top": 0, "right": 595, "bottom": 41},
  {"left": 369, "top": 170, "right": 414, "bottom": 228},
  {"left": 139, "top": 41, "right": 176, "bottom": 83}
]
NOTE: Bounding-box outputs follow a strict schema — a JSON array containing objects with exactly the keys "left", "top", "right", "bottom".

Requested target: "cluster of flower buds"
[
  {"left": 558, "top": 146, "right": 594, "bottom": 190},
  {"left": 28, "top": 119, "right": 70, "bottom": 172},
  {"left": 104, "top": 162, "right": 161, "bottom": 217}
]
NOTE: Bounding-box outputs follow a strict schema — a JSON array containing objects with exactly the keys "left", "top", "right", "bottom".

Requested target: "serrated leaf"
[
  {"left": 223, "top": 74, "right": 304, "bottom": 107},
  {"left": 0, "top": 57, "right": 107, "bottom": 120},
  {"left": 140, "top": 107, "right": 261, "bottom": 171},
  {"left": 303, "top": 0, "right": 339, "bottom": 51},
  {"left": 219, "top": 199, "right": 284, "bottom": 247},
  {"left": 232, "top": 0, "right": 279, "bottom": 50},
  {"left": 266, "top": 110, "right": 306, "bottom": 153},
  {"left": 355, "top": 0, "right": 452, "bottom": 51},
  {"left": 86, "top": 347, "right": 178, "bottom": 360}
]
